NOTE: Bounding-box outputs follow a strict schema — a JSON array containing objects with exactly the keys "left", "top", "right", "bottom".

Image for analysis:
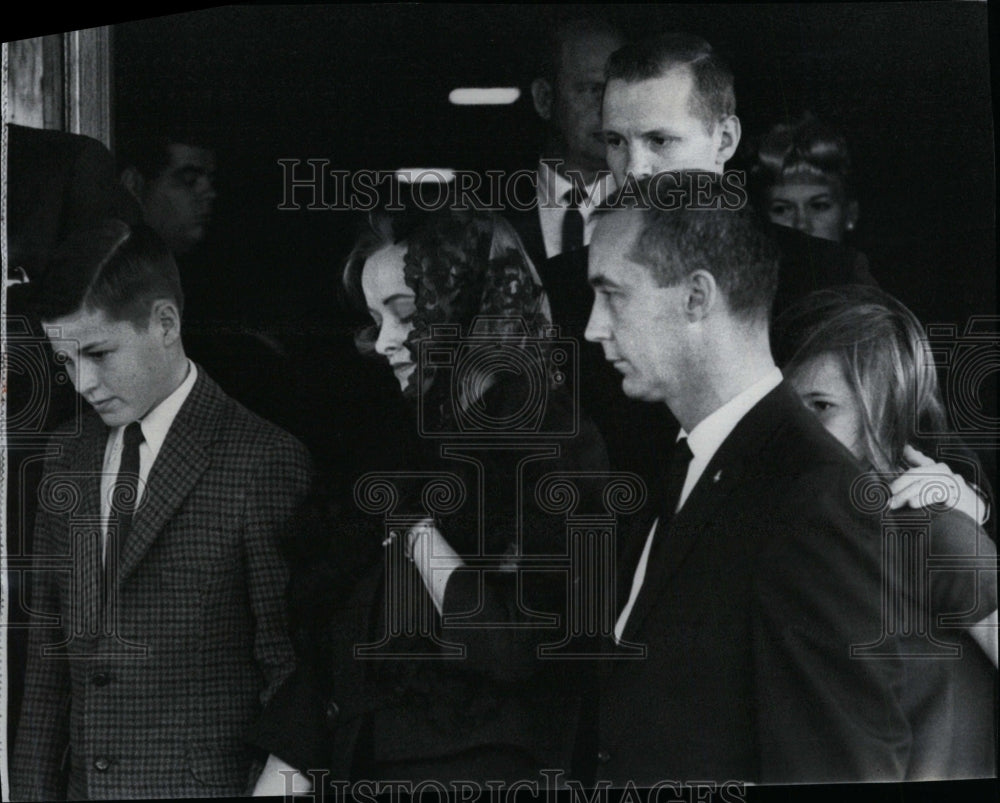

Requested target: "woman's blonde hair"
[
  {"left": 750, "top": 114, "right": 854, "bottom": 202},
  {"left": 774, "top": 286, "right": 947, "bottom": 473}
]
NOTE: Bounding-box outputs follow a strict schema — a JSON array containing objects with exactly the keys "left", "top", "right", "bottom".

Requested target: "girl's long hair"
[{"left": 774, "top": 285, "right": 948, "bottom": 473}]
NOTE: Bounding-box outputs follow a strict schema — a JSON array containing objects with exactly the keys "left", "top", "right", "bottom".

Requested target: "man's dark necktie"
[
  {"left": 658, "top": 436, "right": 694, "bottom": 530},
  {"left": 561, "top": 188, "right": 585, "bottom": 253},
  {"left": 616, "top": 437, "right": 694, "bottom": 615},
  {"left": 111, "top": 421, "right": 145, "bottom": 559}
]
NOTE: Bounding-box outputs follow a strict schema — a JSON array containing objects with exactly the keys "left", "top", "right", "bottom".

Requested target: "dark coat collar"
[{"left": 618, "top": 382, "right": 805, "bottom": 645}]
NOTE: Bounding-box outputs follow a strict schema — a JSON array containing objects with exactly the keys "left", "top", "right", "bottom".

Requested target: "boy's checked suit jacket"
[{"left": 12, "top": 367, "right": 313, "bottom": 800}]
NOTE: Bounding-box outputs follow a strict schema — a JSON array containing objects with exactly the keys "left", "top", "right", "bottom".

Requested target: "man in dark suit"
[
  {"left": 118, "top": 130, "right": 217, "bottom": 257},
  {"left": 546, "top": 31, "right": 875, "bottom": 334},
  {"left": 5, "top": 123, "right": 141, "bottom": 440},
  {"left": 6, "top": 123, "right": 141, "bottom": 283},
  {"left": 506, "top": 16, "right": 624, "bottom": 269},
  {"left": 538, "top": 33, "right": 876, "bottom": 483},
  {"left": 116, "top": 125, "right": 305, "bottom": 442},
  {"left": 11, "top": 221, "right": 313, "bottom": 800},
  {"left": 580, "top": 177, "right": 910, "bottom": 784}
]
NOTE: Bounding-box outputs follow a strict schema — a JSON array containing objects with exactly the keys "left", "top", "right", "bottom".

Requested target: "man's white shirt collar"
[
  {"left": 133, "top": 359, "right": 198, "bottom": 461},
  {"left": 536, "top": 159, "right": 616, "bottom": 211},
  {"left": 101, "top": 360, "right": 198, "bottom": 553},
  {"left": 677, "top": 366, "right": 784, "bottom": 509}
]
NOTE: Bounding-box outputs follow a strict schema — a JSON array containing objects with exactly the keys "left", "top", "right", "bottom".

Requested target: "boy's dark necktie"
[{"left": 112, "top": 421, "right": 145, "bottom": 555}]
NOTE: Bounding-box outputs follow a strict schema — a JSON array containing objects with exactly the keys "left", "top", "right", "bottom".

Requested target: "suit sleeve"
[
  {"left": 11, "top": 455, "right": 72, "bottom": 802},
  {"left": 926, "top": 510, "right": 998, "bottom": 618},
  {"left": 751, "top": 472, "right": 912, "bottom": 783},
  {"left": 441, "top": 408, "right": 610, "bottom": 681},
  {"left": 240, "top": 432, "right": 313, "bottom": 706},
  {"left": 246, "top": 663, "right": 334, "bottom": 774}
]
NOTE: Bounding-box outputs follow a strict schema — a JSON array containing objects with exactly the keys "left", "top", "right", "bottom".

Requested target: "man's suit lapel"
[
  {"left": 619, "top": 384, "right": 797, "bottom": 645},
  {"left": 116, "top": 369, "right": 222, "bottom": 586},
  {"left": 614, "top": 470, "right": 662, "bottom": 613},
  {"left": 618, "top": 460, "right": 747, "bottom": 646}
]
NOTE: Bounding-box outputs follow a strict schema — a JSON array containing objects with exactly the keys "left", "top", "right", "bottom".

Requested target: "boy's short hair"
[{"left": 33, "top": 219, "right": 184, "bottom": 327}]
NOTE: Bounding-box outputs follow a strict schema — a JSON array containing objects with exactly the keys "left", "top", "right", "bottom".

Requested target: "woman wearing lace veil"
[{"left": 251, "top": 208, "right": 608, "bottom": 789}]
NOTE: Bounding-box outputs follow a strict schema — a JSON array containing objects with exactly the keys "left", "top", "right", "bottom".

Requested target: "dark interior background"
[
  {"left": 107, "top": 3, "right": 997, "bottom": 480},
  {"left": 110, "top": 3, "right": 995, "bottom": 324}
]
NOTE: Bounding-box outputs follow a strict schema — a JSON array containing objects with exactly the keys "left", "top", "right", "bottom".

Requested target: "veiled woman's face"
[
  {"left": 362, "top": 243, "right": 417, "bottom": 391},
  {"left": 787, "top": 351, "right": 866, "bottom": 462}
]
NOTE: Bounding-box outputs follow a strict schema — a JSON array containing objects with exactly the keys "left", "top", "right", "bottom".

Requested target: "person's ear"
[
  {"left": 120, "top": 166, "right": 146, "bottom": 203},
  {"left": 150, "top": 299, "right": 182, "bottom": 346},
  {"left": 715, "top": 115, "right": 742, "bottom": 168},
  {"left": 531, "top": 78, "right": 554, "bottom": 121},
  {"left": 684, "top": 270, "right": 718, "bottom": 321}
]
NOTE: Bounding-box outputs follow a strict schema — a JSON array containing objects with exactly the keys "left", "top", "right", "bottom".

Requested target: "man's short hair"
[
  {"left": 116, "top": 124, "right": 212, "bottom": 180},
  {"left": 537, "top": 14, "right": 624, "bottom": 84},
  {"left": 33, "top": 219, "right": 184, "bottom": 327},
  {"left": 612, "top": 173, "right": 779, "bottom": 322},
  {"left": 605, "top": 32, "right": 735, "bottom": 132}
]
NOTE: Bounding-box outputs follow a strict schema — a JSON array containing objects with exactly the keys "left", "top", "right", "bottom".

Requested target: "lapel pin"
[{"left": 713, "top": 470, "right": 722, "bottom": 482}]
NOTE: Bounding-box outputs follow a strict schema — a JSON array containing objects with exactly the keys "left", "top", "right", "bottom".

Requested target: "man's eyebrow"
[
  {"left": 81, "top": 339, "right": 111, "bottom": 352},
  {"left": 382, "top": 292, "right": 415, "bottom": 305},
  {"left": 641, "top": 127, "right": 682, "bottom": 138}
]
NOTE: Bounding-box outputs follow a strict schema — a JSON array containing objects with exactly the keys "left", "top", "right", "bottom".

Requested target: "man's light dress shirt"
[
  {"left": 536, "top": 159, "right": 616, "bottom": 258},
  {"left": 100, "top": 360, "right": 197, "bottom": 561}
]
